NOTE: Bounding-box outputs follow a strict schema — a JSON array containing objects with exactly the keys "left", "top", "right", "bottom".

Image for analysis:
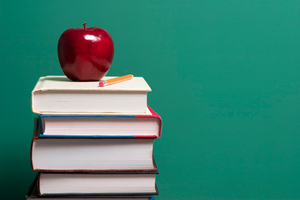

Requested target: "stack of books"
[{"left": 26, "top": 76, "right": 162, "bottom": 200}]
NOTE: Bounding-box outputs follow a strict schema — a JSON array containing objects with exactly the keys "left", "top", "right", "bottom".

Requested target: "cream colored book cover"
[
  {"left": 31, "top": 76, "right": 152, "bottom": 115},
  {"left": 32, "top": 76, "right": 152, "bottom": 92}
]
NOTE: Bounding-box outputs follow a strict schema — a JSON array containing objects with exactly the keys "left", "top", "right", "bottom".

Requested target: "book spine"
[{"left": 30, "top": 118, "right": 39, "bottom": 171}]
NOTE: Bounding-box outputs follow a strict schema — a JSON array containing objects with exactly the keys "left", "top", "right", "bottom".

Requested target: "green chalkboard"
[{"left": 1, "top": 1, "right": 300, "bottom": 199}]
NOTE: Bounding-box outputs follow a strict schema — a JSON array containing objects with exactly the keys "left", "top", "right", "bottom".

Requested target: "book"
[
  {"left": 38, "top": 106, "right": 162, "bottom": 138},
  {"left": 38, "top": 172, "right": 158, "bottom": 196},
  {"left": 31, "top": 76, "right": 151, "bottom": 115},
  {"left": 26, "top": 175, "right": 156, "bottom": 199},
  {"left": 31, "top": 119, "right": 158, "bottom": 172}
]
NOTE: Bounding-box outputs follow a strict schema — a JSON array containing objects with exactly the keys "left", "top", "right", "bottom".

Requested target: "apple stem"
[{"left": 83, "top": 22, "right": 87, "bottom": 30}]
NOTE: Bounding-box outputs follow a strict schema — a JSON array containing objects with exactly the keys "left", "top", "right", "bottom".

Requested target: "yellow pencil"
[{"left": 99, "top": 74, "right": 133, "bottom": 87}]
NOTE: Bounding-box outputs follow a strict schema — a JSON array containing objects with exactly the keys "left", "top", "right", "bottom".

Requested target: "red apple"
[{"left": 57, "top": 22, "right": 114, "bottom": 81}]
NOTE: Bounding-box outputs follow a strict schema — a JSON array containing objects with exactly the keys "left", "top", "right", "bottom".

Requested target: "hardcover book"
[
  {"left": 26, "top": 175, "right": 156, "bottom": 200},
  {"left": 38, "top": 106, "right": 162, "bottom": 138},
  {"left": 31, "top": 76, "right": 152, "bottom": 114},
  {"left": 37, "top": 172, "right": 158, "bottom": 196}
]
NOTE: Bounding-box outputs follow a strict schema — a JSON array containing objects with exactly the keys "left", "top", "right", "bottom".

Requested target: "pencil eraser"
[{"left": 99, "top": 81, "right": 105, "bottom": 87}]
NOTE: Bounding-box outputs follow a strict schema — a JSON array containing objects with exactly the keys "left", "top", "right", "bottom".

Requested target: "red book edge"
[
  {"left": 38, "top": 173, "right": 41, "bottom": 195},
  {"left": 135, "top": 106, "right": 162, "bottom": 138}
]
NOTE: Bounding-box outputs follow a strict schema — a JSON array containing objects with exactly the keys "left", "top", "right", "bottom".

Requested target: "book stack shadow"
[{"left": 26, "top": 76, "right": 162, "bottom": 200}]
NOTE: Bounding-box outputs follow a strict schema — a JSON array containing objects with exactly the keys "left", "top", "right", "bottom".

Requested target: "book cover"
[
  {"left": 31, "top": 76, "right": 152, "bottom": 114},
  {"left": 38, "top": 106, "right": 162, "bottom": 138}
]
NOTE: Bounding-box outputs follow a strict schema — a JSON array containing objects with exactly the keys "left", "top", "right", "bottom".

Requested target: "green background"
[{"left": 1, "top": 1, "right": 300, "bottom": 199}]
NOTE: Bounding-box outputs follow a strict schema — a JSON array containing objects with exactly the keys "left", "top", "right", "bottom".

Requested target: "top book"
[{"left": 31, "top": 76, "right": 152, "bottom": 115}]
